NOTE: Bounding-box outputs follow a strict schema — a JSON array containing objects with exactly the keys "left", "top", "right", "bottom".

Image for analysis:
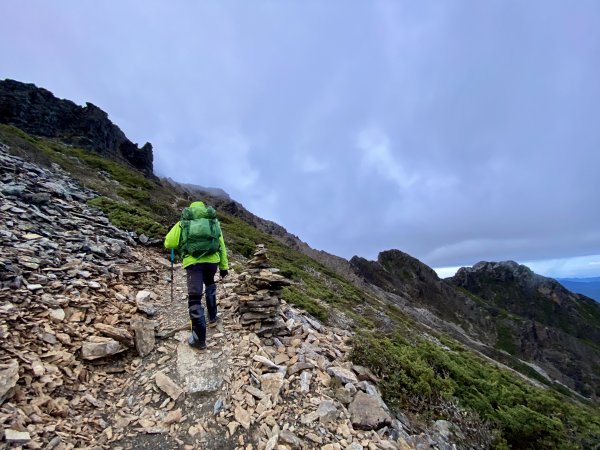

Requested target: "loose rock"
[{"left": 155, "top": 372, "right": 183, "bottom": 401}]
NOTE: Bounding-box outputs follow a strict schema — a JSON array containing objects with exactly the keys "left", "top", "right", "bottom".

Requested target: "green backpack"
[{"left": 179, "top": 205, "right": 222, "bottom": 258}]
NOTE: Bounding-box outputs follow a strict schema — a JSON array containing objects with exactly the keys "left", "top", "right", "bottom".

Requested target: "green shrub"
[
  {"left": 496, "top": 324, "right": 517, "bottom": 354},
  {"left": 281, "top": 286, "right": 329, "bottom": 322},
  {"left": 351, "top": 331, "right": 600, "bottom": 449},
  {"left": 117, "top": 186, "right": 151, "bottom": 203},
  {"left": 61, "top": 147, "right": 153, "bottom": 190},
  {"left": 88, "top": 197, "right": 166, "bottom": 237}
]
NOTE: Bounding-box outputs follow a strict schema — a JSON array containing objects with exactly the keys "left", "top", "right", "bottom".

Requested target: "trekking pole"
[{"left": 170, "top": 248, "right": 175, "bottom": 303}]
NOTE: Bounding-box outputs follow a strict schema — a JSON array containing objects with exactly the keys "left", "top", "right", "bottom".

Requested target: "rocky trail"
[{"left": 0, "top": 146, "right": 458, "bottom": 449}]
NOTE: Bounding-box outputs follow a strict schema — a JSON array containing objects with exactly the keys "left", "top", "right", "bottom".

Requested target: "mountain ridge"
[{"left": 351, "top": 252, "right": 600, "bottom": 398}]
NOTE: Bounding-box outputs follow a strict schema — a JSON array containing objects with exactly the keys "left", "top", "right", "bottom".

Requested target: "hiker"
[{"left": 164, "top": 201, "right": 229, "bottom": 350}]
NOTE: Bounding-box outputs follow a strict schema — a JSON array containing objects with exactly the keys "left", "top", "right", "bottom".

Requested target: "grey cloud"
[{"left": 2, "top": 0, "right": 600, "bottom": 274}]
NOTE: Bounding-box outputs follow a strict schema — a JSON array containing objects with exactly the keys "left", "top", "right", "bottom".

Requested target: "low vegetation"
[
  {"left": 88, "top": 197, "right": 166, "bottom": 237},
  {"left": 352, "top": 331, "right": 600, "bottom": 449}
]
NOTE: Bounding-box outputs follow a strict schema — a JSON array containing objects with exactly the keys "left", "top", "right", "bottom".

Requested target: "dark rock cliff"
[
  {"left": 350, "top": 250, "right": 495, "bottom": 341},
  {"left": 351, "top": 251, "right": 600, "bottom": 399},
  {"left": 0, "top": 79, "right": 153, "bottom": 176},
  {"left": 450, "top": 261, "right": 600, "bottom": 344}
]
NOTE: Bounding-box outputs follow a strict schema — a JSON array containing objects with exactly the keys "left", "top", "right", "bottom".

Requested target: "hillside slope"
[
  {"left": 0, "top": 146, "right": 423, "bottom": 449},
  {"left": 451, "top": 261, "right": 600, "bottom": 398},
  {"left": 351, "top": 251, "right": 600, "bottom": 399},
  {"left": 1, "top": 83, "right": 600, "bottom": 448}
]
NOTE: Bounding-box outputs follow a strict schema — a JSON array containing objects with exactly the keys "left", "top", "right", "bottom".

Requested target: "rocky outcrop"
[
  {"left": 449, "top": 260, "right": 600, "bottom": 398},
  {"left": 0, "top": 79, "right": 154, "bottom": 175},
  {"left": 351, "top": 250, "right": 600, "bottom": 399},
  {"left": 350, "top": 250, "right": 493, "bottom": 339},
  {"left": 451, "top": 261, "right": 600, "bottom": 343}
]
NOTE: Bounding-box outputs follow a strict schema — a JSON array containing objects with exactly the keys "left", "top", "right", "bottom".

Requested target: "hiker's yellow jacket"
[{"left": 164, "top": 201, "right": 229, "bottom": 270}]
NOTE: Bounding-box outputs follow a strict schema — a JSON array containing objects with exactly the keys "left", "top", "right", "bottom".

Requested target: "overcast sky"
[{"left": 2, "top": 1, "right": 600, "bottom": 277}]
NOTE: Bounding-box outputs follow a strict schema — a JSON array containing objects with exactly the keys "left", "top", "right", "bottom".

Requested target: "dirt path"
[
  {"left": 109, "top": 250, "right": 241, "bottom": 450},
  {"left": 94, "top": 247, "right": 414, "bottom": 450}
]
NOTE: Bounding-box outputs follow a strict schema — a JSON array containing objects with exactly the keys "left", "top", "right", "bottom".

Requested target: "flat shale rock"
[
  {"left": 234, "top": 405, "right": 251, "bottom": 430},
  {"left": 176, "top": 331, "right": 225, "bottom": 394},
  {"left": 0, "top": 360, "right": 19, "bottom": 403},
  {"left": 94, "top": 323, "right": 134, "bottom": 347},
  {"left": 260, "top": 372, "right": 284, "bottom": 404},
  {"left": 155, "top": 372, "right": 183, "bottom": 401},
  {"left": 81, "top": 336, "right": 126, "bottom": 360},
  {"left": 280, "top": 429, "right": 303, "bottom": 448},
  {"left": 48, "top": 308, "right": 66, "bottom": 322},
  {"left": 4, "top": 429, "right": 31, "bottom": 443},
  {"left": 163, "top": 408, "right": 183, "bottom": 425},
  {"left": 131, "top": 315, "right": 155, "bottom": 356}
]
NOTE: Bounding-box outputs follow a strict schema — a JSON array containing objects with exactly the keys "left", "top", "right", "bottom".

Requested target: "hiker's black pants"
[{"left": 185, "top": 263, "right": 218, "bottom": 343}]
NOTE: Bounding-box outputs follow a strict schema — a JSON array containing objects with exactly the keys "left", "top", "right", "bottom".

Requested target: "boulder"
[
  {"left": 327, "top": 366, "right": 358, "bottom": 385},
  {"left": 348, "top": 391, "right": 392, "bottom": 430}
]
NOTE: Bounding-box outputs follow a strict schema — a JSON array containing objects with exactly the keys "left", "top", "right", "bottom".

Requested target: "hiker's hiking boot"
[
  {"left": 188, "top": 330, "right": 207, "bottom": 351},
  {"left": 208, "top": 317, "right": 220, "bottom": 328}
]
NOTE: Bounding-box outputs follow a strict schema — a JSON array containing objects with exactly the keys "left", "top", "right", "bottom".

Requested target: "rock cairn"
[
  {"left": 235, "top": 245, "right": 291, "bottom": 336},
  {"left": 0, "top": 146, "right": 163, "bottom": 447}
]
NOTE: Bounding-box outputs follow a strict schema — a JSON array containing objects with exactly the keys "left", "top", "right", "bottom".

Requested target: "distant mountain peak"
[{"left": 458, "top": 260, "right": 551, "bottom": 288}]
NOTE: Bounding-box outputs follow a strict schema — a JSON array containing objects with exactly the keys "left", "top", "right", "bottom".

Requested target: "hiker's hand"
[{"left": 220, "top": 269, "right": 229, "bottom": 279}]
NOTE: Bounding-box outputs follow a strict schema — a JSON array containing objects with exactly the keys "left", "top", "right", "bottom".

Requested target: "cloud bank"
[{"left": 2, "top": 0, "right": 600, "bottom": 275}]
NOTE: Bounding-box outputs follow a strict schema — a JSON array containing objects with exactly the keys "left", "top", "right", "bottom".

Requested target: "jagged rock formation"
[
  {"left": 450, "top": 260, "right": 600, "bottom": 398},
  {"left": 350, "top": 250, "right": 494, "bottom": 342},
  {"left": 451, "top": 260, "right": 600, "bottom": 343},
  {"left": 0, "top": 79, "right": 153, "bottom": 176},
  {"left": 351, "top": 250, "right": 600, "bottom": 399}
]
